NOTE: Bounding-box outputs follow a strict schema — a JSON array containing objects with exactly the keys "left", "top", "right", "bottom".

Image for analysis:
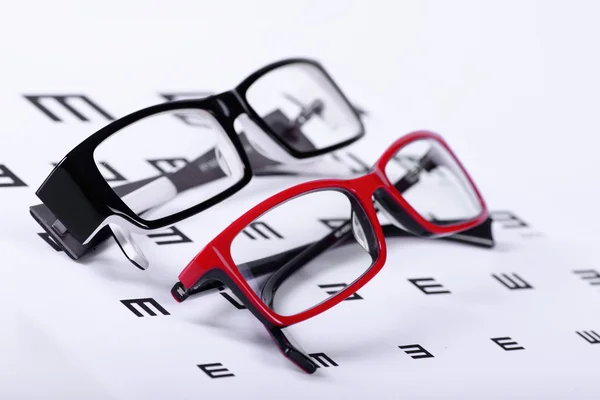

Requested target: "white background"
[{"left": 1, "top": 1, "right": 599, "bottom": 398}]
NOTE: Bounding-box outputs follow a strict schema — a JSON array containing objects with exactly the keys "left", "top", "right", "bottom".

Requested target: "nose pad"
[
  {"left": 373, "top": 198, "right": 409, "bottom": 232},
  {"left": 236, "top": 114, "right": 305, "bottom": 164},
  {"left": 109, "top": 224, "right": 149, "bottom": 270},
  {"left": 372, "top": 188, "right": 429, "bottom": 237},
  {"left": 237, "top": 114, "right": 281, "bottom": 161},
  {"left": 213, "top": 125, "right": 242, "bottom": 180},
  {"left": 215, "top": 148, "right": 231, "bottom": 177},
  {"left": 351, "top": 211, "right": 370, "bottom": 254}
]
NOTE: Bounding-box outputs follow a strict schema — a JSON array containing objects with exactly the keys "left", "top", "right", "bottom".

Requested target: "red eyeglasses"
[{"left": 171, "top": 130, "right": 489, "bottom": 373}]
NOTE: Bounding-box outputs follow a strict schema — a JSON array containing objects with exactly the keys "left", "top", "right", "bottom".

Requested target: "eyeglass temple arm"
[{"left": 260, "top": 222, "right": 353, "bottom": 308}]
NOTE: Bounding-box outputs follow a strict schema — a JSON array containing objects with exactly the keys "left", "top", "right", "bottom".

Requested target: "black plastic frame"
[{"left": 32, "top": 58, "right": 365, "bottom": 245}]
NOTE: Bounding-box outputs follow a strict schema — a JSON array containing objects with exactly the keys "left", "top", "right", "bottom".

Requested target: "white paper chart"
[{"left": 1, "top": 2, "right": 600, "bottom": 399}]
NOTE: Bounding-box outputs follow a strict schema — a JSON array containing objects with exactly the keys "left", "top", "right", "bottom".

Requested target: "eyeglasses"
[
  {"left": 29, "top": 58, "right": 365, "bottom": 270},
  {"left": 170, "top": 130, "right": 491, "bottom": 373}
]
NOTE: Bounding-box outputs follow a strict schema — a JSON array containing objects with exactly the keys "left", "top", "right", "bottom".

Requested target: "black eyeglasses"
[{"left": 30, "top": 58, "right": 365, "bottom": 270}]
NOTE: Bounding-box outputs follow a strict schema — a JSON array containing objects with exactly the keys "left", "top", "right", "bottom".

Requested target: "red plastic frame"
[{"left": 176, "top": 130, "right": 488, "bottom": 327}]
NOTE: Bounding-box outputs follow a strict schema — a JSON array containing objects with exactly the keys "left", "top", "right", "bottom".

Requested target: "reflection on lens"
[
  {"left": 384, "top": 138, "right": 483, "bottom": 225},
  {"left": 245, "top": 63, "right": 362, "bottom": 153},
  {"left": 230, "top": 189, "right": 377, "bottom": 317},
  {"left": 93, "top": 108, "right": 244, "bottom": 221}
]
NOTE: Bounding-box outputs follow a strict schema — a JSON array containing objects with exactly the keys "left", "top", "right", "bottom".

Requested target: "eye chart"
[{"left": 1, "top": 1, "right": 600, "bottom": 399}]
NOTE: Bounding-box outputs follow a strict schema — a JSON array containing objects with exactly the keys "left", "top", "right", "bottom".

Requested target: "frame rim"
[
  {"left": 178, "top": 176, "right": 388, "bottom": 327},
  {"left": 374, "top": 130, "right": 489, "bottom": 235},
  {"left": 37, "top": 97, "right": 254, "bottom": 240},
  {"left": 235, "top": 57, "right": 366, "bottom": 159}
]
